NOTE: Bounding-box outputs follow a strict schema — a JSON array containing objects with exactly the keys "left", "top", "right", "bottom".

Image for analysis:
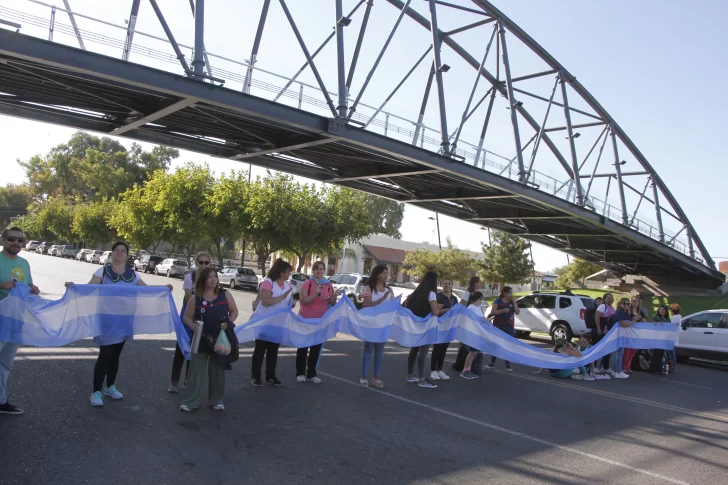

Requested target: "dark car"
[
  {"left": 36, "top": 241, "right": 53, "bottom": 255},
  {"left": 134, "top": 255, "right": 165, "bottom": 273}
]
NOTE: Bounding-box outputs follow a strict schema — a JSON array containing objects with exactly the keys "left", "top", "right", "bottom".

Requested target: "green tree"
[
  {"left": 110, "top": 183, "right": 167, "bottom": 254},
  {"left": 35, "top": 197, "right": 76, "bottom": 243},
  {"left": 73, "top": 200, "right": 118, "bottom": 248},
  {"left": 554, "top": 259, "right": 602, "bottom": 288},
  {"left": 0, "top": 184, "right": 31, "bottom": 229},
  {"left": 476, "top": 231, "right": 532, "bottom": 288},
  {"left": 364, "top": 196, "right": 404, "bottom": 238},
  {"left": 205, "top": 170, "right": 251, "bottom": 266},
  {"left": 12, "top": 211, "right": 53, "bottom": 241},
  {"left": 402, "top": 238, "right": 474, "bottom": 283}
]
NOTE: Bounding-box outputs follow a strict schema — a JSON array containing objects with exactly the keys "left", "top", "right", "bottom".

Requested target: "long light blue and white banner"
[
  {"left": 0, "top": 284, "right": 190, "bottom": 355},
  {"left": 0, "top": 285, "right": 675, "bottom": 369}
]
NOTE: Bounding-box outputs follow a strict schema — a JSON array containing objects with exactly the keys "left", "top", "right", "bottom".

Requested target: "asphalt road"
[{"left": 1, "top": 252, "right": 727, "bottom": 485}]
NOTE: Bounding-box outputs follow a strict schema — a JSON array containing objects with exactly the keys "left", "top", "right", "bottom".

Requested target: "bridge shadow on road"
[{"left": 1, "top": 337, "right": 728, "bottom": 485}]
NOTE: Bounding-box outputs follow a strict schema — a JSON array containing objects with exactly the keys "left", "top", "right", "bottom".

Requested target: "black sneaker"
[
  {"left": 250, "top": 378, "right": 263, "bottom": 387},
  {"left": 0, "top": 402, "right": 24, "bottom": 415},
  {"left": 265, "top": 376, "right": 283, "bottom": 387}
]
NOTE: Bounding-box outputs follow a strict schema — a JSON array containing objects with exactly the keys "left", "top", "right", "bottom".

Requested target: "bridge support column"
[
  {"left": 610, "top": 125, "right": 629, "bottom": 225},
  {"left": 191, "top": 0, "right": 205, "bottom": 79},
  {"left": 335, "top": 0, "right": 348, "bottom": 118},
  {"left": 651, "top": 178, "right": 665, "bottom": 243},
  {"left": 497, "top": 21, "right": 525, "bottom": 182},
  {"left": 427, "top": 0, "right": 451, "bottom": 155},
  {"left": 560, "top": 73, "right": 585, "bottom": 205},
  {"left": 244, "top": 0, "right": 271, "bottom": 94},
  {"left": 123, "top": 0, "right": 141, "bottom": 61}
]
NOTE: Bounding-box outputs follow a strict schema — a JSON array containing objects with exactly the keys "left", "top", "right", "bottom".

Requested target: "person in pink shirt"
[{"left": 296, "top": 261, "right": 342, "bottom": 384}]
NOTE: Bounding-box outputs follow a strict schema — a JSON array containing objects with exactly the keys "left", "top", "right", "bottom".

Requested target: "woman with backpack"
[
  {"left": 648, "top": 305, "right": 671, "bottom": 374},
  {"left": 360, "top": 265, "right": 393, "bottom": 388},
  {"left": 486, "top": 286, "right": 519, "bottom": 372},
  {"left": 430, "top": 277, "right": 459, "bottom": 381},
  {"left": 404, "top": 271, "right": 446, "bottom": 389},
  {"left": 250, "top": 259, "right": 295, "bottom": 387},
  {"left": 296, "top": 261, "right": 342, "bottom": 384},
  {"left": 180, "top": 266, "right": 239, "bottom": 412}
]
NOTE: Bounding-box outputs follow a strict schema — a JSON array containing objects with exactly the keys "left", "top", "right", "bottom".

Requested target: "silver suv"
[
  {"left": 220, "top": 267, "right": 258, "bottom": 291},
  {"left": 513, "top": 291, "right": 595, "bottom": 342},
  {"left": 329, "top": 273, "right": 368, "bottom": 309}
]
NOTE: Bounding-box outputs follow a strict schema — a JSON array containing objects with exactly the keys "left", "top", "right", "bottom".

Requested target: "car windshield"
[
  {"left": 173, "top": 260, "right": 188, "bottom": 266},
  {"left": 330, "top": 274, "right": 357, "bottom": 285},
  {"left": 580, "top": 298, "right": 595, "bottom": 309}
]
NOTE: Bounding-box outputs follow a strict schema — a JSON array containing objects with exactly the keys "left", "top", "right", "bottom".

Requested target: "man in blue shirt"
[{"left": 0, "top": 227, "right": 41, "bottom": 415}]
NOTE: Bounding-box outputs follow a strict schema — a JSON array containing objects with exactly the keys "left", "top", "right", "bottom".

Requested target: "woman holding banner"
[
  {"left": 296, "top": 261, "right": 342, "bottom": 384},
  {"left": 360, "top": 265, "right": 393, "bottom": 388},
  {"left": 250, "top": 259, "right": 295, "bottom": 387},
  {"left": 404, "top": 271, "right": 445, "bottom": 389},
  {"left": 65, "top": 241, "right": 173, "bottom": 407}
]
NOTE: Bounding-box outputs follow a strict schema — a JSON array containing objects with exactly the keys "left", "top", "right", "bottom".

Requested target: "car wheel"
[
  {"left": 550, "top": 323, "right": 572, "bottom": 342},
  {"left": 229, "top": 279, "right": 236, "bottom": 290},
  {"left": 515, "top": 331, "right": 531, "bottom": 338}
]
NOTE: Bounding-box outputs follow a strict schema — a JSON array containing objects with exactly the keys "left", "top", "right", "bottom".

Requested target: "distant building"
[{"left": 720, "top": 260, "right": 728, "bottom": 274}]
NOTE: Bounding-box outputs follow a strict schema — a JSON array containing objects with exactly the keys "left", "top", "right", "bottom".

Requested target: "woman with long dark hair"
[
  {"left": 403, "top": 271, "right": 446, "bottom": 389},
  {"left": 360, "top": 265, "right": 392, "bottom": 388},
  {"left": 250, "top": 258, "right": 295, "bottom": 387},
  {"left": 648, "top": 304, "right": 671, "bottom": 374},
  {"left": 180, "top": 266, "right": 238, "bottom": 411},
  {"left": 459, "top": 276, "right": 483, "bottom": 306},
  {"left": 486, "top": 285, "right": 519, "bottom": 372},
  {"left": 430, "top": 277, "right": 458, "bottom": 381},
  {"left": 65, "top": 241, "right": 173, "bottom": 407}
]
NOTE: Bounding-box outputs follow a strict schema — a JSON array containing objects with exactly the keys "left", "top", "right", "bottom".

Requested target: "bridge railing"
[{"left": 0, "top": 1, "right": 691, "bottom": 258}]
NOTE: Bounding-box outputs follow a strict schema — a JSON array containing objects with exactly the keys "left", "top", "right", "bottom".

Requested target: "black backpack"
[
  {"left": 403, "top": 290, "right": 431, "bottom": 318},
  {"left": 584, "top": 307, "right": 597, "bottom": 329}
]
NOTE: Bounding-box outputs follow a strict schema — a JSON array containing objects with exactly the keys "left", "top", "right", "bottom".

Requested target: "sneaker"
[
  {"left": 103, "top": 385, "right": 124, "bottom": 400},
  {"left": 0, "top": 402, "right": 24, "bottom": 415},
  {"left": 460, "top": 371, "right": 479, "bottom": 380},
  {"left": 417, "top": 379, "right": 438, "bottom": 389},
  {"left": 582, "top": 375, "right": 596, "bottom": 381},
  {"left": 372, "top": 379, "right": 384, "bottom": 388},
  {"left": 505, "top": 367, "right": 514, "bottom": 372},
  {"left": 180, "top": 404, "right": 196, "bottom": 412},
  {"left": 306, "top": 376, "right": 322, "bottom": 384},
  {"left": 614, "top": 371, "right": 630, "bottom": 379},
  {"left": 250, "top": 378, "right": 263, "bottom": 387},
  {"left": 594, "top": 374, "right": 611, "bottom": 380},
  {"left": 213, "top": 403, "right": 225, "bottom": 411},
  {"left": 296, "top": 375, "right": 306, "bottom": 383},
  {"left": 167, "top": 383, "right": 179, "bottom": 393},
  {"left": 570, "top": 374, "right": 583, "bottom": 380},
  {"left": 437, "top": 371, "right": 450, "bottom": 380},
  {"left": 406, "top": 375, "right": 419, "bottom": 383},
  {"left": 90, "top": 391, "right": 104, "bottom": 407},
  {"left": 429, "top": 371, "right": 441, "bottom": 381},
  {"left": 604, "top": 369, "right": 616, "bottom": 377},
  {"left": 484, "top": 363, "right": 495, "bottom": 370},
  {"left": 266, "top": 377, "right": 283, "bottom": 387},
  {"left": 359, "top": 379, "right": 369, "bottom": 388}
]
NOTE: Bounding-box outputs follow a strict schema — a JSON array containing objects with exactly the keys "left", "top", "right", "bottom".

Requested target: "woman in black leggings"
[
  {"left": 66, "top": 241, "right": 172, "bottom": 407},
  {"left": 430, "top": 277, "right": 458, "bottom": 381}
]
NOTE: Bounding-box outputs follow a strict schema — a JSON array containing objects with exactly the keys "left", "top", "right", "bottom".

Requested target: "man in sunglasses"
[{"left": 0, "top": 226, "right": 41, "bottom": 415}]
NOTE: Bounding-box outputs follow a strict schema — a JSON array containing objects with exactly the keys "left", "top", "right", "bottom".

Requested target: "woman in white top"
[
  {"left": 459, "top": 276, "right": 484, "bottom": 306},
  {"left": 64, "top": 241, "right": 173, "bottom": 407},
  {"left": 250, "top": 259, "right": 295, "bottom": 387},
  {"left": 360, "top": 265, "right": 393, "bottom": 388},
  {"left": 460, "top": 291, "right": 486, "bottom": 380},
  {"left": 667, "top": 303, "right": 682, "bottom": 373},
  {"left": 404, "top": 271, "right": 447, "bottom": 389}
]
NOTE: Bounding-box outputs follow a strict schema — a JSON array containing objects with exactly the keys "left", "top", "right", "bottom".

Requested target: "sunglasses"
[
  {"left": 197, "top": 260, "right": 210, "bottom": 265},
  {"left": 621, "top": 302, "right": 630, "bottom": 306},
  {"left": 4, "top": 237, "right": 25, "bottom": 243}
]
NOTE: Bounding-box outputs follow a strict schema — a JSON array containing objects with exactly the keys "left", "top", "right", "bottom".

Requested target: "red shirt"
[{"left": 299, "top": 279, "right": 333, "bottom": 319}]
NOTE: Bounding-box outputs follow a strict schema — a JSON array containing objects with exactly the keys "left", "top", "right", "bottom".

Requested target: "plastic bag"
[{"left": 214, "top": 329, "right": 231, "bottom": 356}]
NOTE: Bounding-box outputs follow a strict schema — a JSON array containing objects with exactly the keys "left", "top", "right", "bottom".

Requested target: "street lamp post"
[
  {"left": 240, "top": 164, "right": 253, "bottom": 266},
  {"left": 428, "top": 215, "right": 441, "bottom": 250}
]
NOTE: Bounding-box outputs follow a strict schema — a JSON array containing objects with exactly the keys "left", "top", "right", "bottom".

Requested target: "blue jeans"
[
  {"left": 614, "top": 347, "right": 624, "bottom": 372},
  {"left": 0, "top": 341, "right": 20, "bottom": 404},
  {"left": 361, "top": 342, "right": 385, "bottom": 377}
]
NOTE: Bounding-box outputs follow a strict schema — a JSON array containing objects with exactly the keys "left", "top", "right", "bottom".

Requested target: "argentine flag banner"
[{"left": 0, "top": 284, "right": 675, "bottom": 369}]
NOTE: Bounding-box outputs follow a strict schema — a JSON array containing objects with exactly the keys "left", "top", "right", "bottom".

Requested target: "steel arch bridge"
[{"left": 0, "top": 0, "right": 723, "bottom": 287}]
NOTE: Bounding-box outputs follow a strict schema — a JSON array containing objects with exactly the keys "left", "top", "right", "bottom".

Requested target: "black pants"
[
  {"left": 591, "top": 328, "right": 611, "bottom": 369},
  {"left": 93, "top": 341, "right": 125, "bottom": 392},
  {"left": 649, "top": 349, "right": 664, "bottom": 373},
  {"left": 407, "top": 345, "right": 430, "bottom": 378},
  {"left": 431, "top": 342, "right": 450, "bottom": 371},
  {"left": 251, "top": 339, "right": 280, "bottom": 380},
  {"left": 170, "top": 343, "right": 190, "bottom": 385},
  {"left": 296, "top": 343, "right": 323, "bottom": 378}
]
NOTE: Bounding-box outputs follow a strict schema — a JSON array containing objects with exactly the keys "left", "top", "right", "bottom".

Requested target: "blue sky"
[{"left": 1, "top": 0, "right": 725, "bottom": 271}]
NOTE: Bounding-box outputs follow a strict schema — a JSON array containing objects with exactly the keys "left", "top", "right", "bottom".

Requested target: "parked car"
[
  {"left": 100, "top": 251, "right": 113, "bottom": 265},
  {"left": 26, "top": 240, "right": 41, "bottom": 251},
  {"left": 88, "top": 250, "right": 104, "bottom": 264},
  {"left": 288, "top": 272, "right": 310, "bottom": 297},
  {"left": 76, "top": 248, "right": 92, "bottom": 261},
  {"left": 58, "top": 245, "right": 77, "bottom": 258},
  {"left": 135, "top": 255, "right": 165, "bottom": 273},
  {"left": 155, "top": 258, "right": 188, "bottom": 278},
  {"left": 675, "top": 310, "right": 728, "bottom": 363},
  {"left": 48, "top": 244, "right": 61, "bottom": 257},
  {"left": 330, "top": 273, "right": 369, "bottom": 308},
  {"left": 513, "top": 291, "right": 595, "bottom": 342},
  {"left": 36, "top": 242, "right": 53, "bottom": 254},
  {"left": 220, "top": 267, "right": 259, "bottom": 291}
]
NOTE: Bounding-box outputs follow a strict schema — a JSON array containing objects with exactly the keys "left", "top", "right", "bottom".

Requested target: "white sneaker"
[
  {"left": 359, "top": 379, "right": 369, "bottom": 388},
  {"left": 437, "top": 371, "right": 450, "bottom": 380},
  {"left": 103, "top": 385, "right": 124, "bottom": 400},
  {"left": 406, "top": 376, "right": 419, "bottom": 383},
  {"left": 213, "top": 403, "right": 225, "bottom": 411},
  {"left": 429, "top": 371, "right": 441, "bottom": 381},
  {"left": 372, "top": 379, "right": 384, "bottom": 388},
  {"left": 306, "top": 376, "right": 322, "bottom": 384},
  {"left": 614, "top": 371, "right": 630, "bottom": 379},
  {"left": 90, "top": 391, "right": 104, "bottom": 407},
  {"left": 296, "top": 375, "right": 306, "bottom": 383},
  {"left": 570, "top": 374, "right": 583, "bottom": 380},
  {"left": 594, "top": 374, "right": 611, "bottom": 380},
  {"left": 605, "top": 369, "right": 616, "bottom": 377},
  {"left": 571, "top": 368, "right": 581, "bottom": 375},
  {"left": 583, "top": 375, "right": 596, "bottom": 381}
]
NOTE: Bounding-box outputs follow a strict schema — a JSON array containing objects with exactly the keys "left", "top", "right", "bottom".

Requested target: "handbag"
[{"left": 214, "top": 330, "right": 231, "bottom": 355}]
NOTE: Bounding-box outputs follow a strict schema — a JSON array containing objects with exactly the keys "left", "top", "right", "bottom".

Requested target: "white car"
[
  {"left": 155, "top": 258, "right": 188, "bottom": 278},
  {"left": 76, "top": 249, "right": 91, "bottom": 261},
  {"left": 26, "top": 240, "right": 41, "bottom": 251},
  {"left": 513, "top": 292, "right": 595, "bottom": 342},
  {"left": 100, "top": 251, "right": 113, "bottom": 265},
  {"left": 88, "top": 250, "right": 104, "bottom": 264},
  {"left": 675, "top": 310, "right": 728, "bottom": 363},
  {"left": 58, "top": 245, "right": 77, "bottom": 258},
  {"left": 329, "top": 273, "right": 368, "bottom": 308},
  {"left": 48, "top": 244, "right": 61, "bottom": 256},
  {"left": 289, "top": 272, "right": 310, "bottom": 297}
]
